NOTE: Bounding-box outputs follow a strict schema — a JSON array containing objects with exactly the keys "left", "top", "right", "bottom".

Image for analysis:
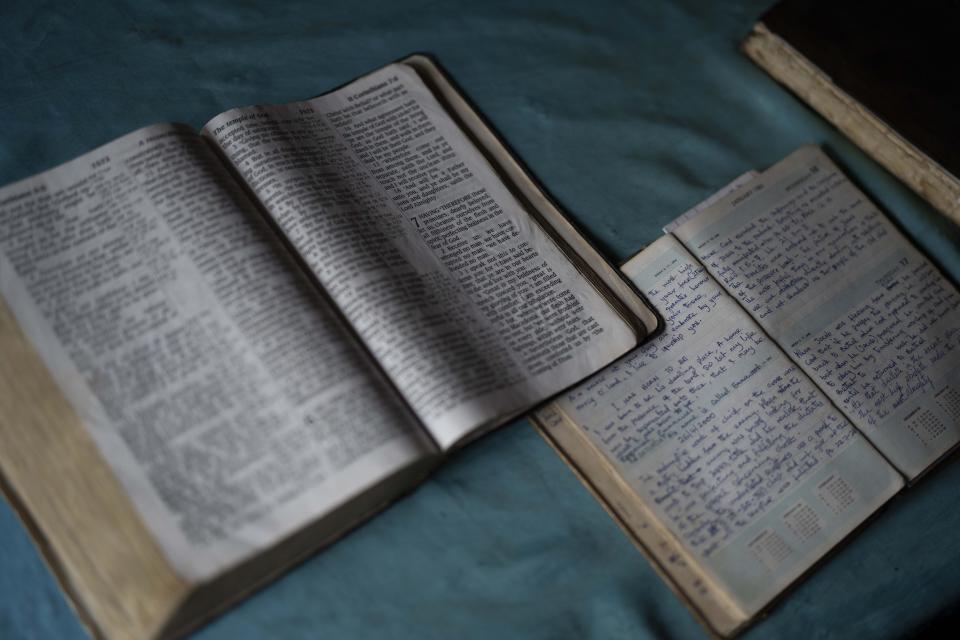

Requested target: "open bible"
[
  {"left": 534, "top": 146, "right": 960, "bottom": 637},
  {"left": 0, "top": 55, "right": 658, "bottom": 640}
]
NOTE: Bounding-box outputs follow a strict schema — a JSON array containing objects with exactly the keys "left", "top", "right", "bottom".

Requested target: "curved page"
[
  {"left": 545, "top": 235, "right": 901, "bottom": 620},
  {"left": 0, "top": 124, "right": 432, "bottom": 580},
  {"left": 203, "top": 64, "right": 637, "bottom": 448}
]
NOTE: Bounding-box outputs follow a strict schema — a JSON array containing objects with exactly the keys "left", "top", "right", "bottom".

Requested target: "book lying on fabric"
[
  {"left": 742, "top": 1, "right": 960, "bottom": 227},
  {"left": 0, "top": 54, "right": 658, "bottom": 640},
  {"left": 533, "top": 145, "right": 960, "bottom": 637}
]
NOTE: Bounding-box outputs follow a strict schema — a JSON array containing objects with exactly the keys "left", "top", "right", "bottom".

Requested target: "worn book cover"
[{"left": 743, "top": 1, "right": 960, "bottom": 226}]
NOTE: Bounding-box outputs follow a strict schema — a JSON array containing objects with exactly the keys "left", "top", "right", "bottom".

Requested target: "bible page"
[
  {"left": 540, "top": 235, "right": 901, "bottom": 618},
  {"left": 674, "top": 146, "right": 960, "bottom": 479},
  {"left": 0, "top": 124, "right": 434, "bottom": 581},
  {"left": 202, "top": 63, "right": 638, "bottom": 449}
]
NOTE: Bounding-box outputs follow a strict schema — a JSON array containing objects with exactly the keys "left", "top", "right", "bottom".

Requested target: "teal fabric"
[{"left": 1, "top": 1, "right": 958, "bottom": 638}]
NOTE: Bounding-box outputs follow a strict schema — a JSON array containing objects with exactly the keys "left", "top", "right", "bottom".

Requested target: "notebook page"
[{"left": 675, "top": 146, "right": 960, "bottom": 478}]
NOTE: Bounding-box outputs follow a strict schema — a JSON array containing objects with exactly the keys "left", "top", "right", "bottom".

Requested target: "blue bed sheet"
[{"left": 2, "top": 1, "right": 958, "bottom": 638}]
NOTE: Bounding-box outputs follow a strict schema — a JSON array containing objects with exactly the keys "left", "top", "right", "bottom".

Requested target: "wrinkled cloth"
[{"left": 1, "top": 1, "right": 958, "bottom": 638}]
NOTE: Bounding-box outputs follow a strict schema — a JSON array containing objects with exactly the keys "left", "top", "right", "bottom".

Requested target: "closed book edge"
[{"left": 742, "top": 22, "right": 960, "bottom": 227}]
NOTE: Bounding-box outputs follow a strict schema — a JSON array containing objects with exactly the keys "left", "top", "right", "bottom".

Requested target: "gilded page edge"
[{"left": 0, "top": 296, "right": 190, "bottom": 640}]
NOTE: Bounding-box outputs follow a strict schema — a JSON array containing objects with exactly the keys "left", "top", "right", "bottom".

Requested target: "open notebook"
[{"left": 534, "top": 145, "right": 960, "bottom": 637}]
